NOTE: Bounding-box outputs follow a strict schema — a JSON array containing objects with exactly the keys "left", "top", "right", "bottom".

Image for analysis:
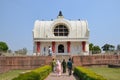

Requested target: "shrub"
[
  {"left": 12, "top": 72, "right": 40, "bottom": 80},
  {"left": 33, "top": 65, "right": 52, "bottom": 80},
  {"left": 74, "top": 66, "right": 107, "bottom": 80},
  {"left": 12, "top": 65, "right": 52, "bottom": 80}
]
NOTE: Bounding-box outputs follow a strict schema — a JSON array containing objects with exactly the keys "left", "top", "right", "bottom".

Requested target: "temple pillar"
[
  {"left": 37, "top": 42, "right": 40, "bottom": 54},
  {"left": 52, "top": 42, "right": 55, "bottom": 53},
  {"left": 67, "top": 41, "right": 71, "bottom": 53},
  {"left": 82, "top": 41, "right": 86, "bottom": 52}
]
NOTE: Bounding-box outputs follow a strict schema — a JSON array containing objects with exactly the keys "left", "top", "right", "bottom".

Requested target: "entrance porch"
[{"left": 33, "top": 41, "right": 89, "bottom": 56}]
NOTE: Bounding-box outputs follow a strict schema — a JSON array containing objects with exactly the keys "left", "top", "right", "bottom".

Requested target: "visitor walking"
[
  {"left": 62, "top": 59, "right": 66, "bottom": 73},
  {"left": 48, "top": 46, "right": 52, "bottom": 56},
  {"left": 43, "top": 47, "right": 46, "bottom": 56},
  {"left": 67, "top": 58, "right": 73, "bottom": 76},
  {"left": 52, "top": 58, "right": 56, "bottom": 72},
  {"left": 56, "top": 60, "right": 61, "bottom": 76}
]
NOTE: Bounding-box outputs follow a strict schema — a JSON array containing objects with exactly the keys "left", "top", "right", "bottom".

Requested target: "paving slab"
[{"left": 45, "top": 71, "right": 79, "bottom": 80}]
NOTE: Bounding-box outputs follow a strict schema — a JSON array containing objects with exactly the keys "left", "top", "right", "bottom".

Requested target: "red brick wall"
[
  {"left": 73, "top": 55, "right": 120, "bottom": 66},
  {"left": 0, "top": 55, "right": 120, "bottom": 73},
  {"left": 0, "top": 56, "right": 52, "bottom": 73}
]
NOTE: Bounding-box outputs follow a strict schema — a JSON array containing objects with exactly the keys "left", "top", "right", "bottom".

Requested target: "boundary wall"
[
  {"left": 0, "top": 56, "right": 52, "bottom": 73},
  {"left": 72, "top": 54, "right": 120, "bottom": 66},
  {"left": 0, "top": 55, "right": 120, "bottom": 73}
]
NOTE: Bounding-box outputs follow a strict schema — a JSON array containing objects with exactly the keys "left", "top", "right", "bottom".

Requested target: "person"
[
  {"left": 51, "top": 58, "right": 56, "bottom": 72},
  {"left": 67, "top": 58, "right": 73, "bottom": 76},
  {"left": 48, "top": 46, "right": 52, "bottom": 56},
  {"left": 62, "top": 59, "right": 66, "bottom": 73},
  {"left": 56, "top": 60, "right": 61, "bottom": 76},
  {"left": 33, "top": 52, "right": 36, "bottom": 56},
  {"left": 43, "top": 47, "right": 46, "bottom": 56}
]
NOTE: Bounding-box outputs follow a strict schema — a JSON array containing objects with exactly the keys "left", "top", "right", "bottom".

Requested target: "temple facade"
[{"left": 33, "top": 11, "right": 90, "bottom": 55}]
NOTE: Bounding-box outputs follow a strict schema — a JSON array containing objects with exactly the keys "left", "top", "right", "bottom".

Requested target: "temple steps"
[{"left": 53, "top": 55, "right": 71, "bottom": 62}]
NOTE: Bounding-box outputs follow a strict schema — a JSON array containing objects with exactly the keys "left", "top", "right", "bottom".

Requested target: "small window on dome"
[{"left": 54, "top": 24, "right": 69, "bottom": 36}]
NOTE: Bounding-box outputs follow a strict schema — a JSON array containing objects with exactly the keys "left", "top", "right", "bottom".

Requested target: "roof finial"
[
  {"left": 57, "top": 11, "right": 64, "bottom": 18},
  {"left": 58, "top": 11, "right": 63, "bottom": 16}
]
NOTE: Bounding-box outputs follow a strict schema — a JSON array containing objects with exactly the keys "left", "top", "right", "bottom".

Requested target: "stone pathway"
[{"left": 45, "top": 71, "right": 79, "bottom": 80}]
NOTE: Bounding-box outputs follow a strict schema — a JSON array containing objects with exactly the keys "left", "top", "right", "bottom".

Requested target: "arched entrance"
[{"left": 58, "top": 44, "right": 64, "bottom": 53}]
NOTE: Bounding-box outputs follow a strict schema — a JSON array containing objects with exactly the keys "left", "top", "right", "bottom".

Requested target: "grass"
[
  {"left": 88, "top": 66, "right": 120, "bottom": 80},
  {"left": 1, "top": 67, "right": 120, "bottom": 80},
  {"left": 0, "top": 70, "right": 26, "bottom": 80}
]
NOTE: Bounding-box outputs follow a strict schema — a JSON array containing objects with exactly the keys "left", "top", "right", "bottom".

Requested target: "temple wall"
[{"left": 71, "top": 42, "right": 82, "bottom": 54}]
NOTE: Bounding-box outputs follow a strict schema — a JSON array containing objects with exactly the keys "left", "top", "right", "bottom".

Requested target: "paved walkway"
[{"left": 45, "top": 71, "right": 79, "bottom": 80}]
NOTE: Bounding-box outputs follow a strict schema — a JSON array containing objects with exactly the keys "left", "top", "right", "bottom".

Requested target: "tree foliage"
[
  {"left": 0, "top": 41, "right": 8, "bottom": 52},
  {"left": 102, "top": 44, "right": 115, "bottom": 52},
  {"left": 92, "top": 46, "right": 101, "bottom": 54},
  {"left": 117, "top": 44, "right": 120, "bottom": 51},
  {"left": 15, "top": 48, "right": 27, "bottom": 55},
  {"left": 89, "top": 43, "right": 93, "bottom": 51},
  {"left": 89, "top": 43, "right": 101, "bottom": 54}
]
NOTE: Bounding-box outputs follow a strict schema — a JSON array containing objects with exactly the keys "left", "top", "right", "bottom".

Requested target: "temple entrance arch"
[{"left": 58, "top": 44, "right": 64, "bottom": 53}]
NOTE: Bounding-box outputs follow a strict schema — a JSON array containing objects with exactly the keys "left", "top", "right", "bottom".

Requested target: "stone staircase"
[{"left": 54, "top": 55, "right": 71, "bottom": 62}]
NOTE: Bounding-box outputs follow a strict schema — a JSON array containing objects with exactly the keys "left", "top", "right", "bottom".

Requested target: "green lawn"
[
  {"left": 88, "top": 67, "right": 120, "bottom": 80},
  {"left": 0, "top": 70, "right": 26, "bottom": 80}
]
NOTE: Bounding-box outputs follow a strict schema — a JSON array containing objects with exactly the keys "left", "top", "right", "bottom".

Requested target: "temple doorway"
[{"left": 58, "top": 44, "right": 64, "bottom": 53}]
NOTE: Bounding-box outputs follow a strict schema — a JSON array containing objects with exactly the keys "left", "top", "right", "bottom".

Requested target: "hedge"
[
  {"left": 12, "top": 65, "right": 52, "bottom": 80},
  {"left": 74, "top": 66, "right": 107, "bottom": 80}
]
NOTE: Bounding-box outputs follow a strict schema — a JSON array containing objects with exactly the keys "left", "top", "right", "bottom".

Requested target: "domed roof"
[{"left": 33, "top": 12, "right": 89, "bottom": 42}]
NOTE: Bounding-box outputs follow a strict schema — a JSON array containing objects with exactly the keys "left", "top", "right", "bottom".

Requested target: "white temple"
[{"left": 33, "top": 11, "right": 90, "bottom": 55}]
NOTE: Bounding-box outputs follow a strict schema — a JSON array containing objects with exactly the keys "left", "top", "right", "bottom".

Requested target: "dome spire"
[
  {"left": 57, "top": 11, "right": 64, "bottom": 18},
  {"left": 58, "top": 11, "right": 63, "bottom": 16}
]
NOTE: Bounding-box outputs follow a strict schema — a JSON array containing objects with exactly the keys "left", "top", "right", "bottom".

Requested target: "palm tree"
[{"left": 89, "top": 43, "right": 93, "bottom": 54}]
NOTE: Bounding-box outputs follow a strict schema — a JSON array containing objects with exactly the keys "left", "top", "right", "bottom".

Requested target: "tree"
[
  {"left": 0, "top": 41, "right": 8, "bottom": 52},
  {"left": 22, "top": 48, "right": 27, "bottom": 55},
  {"left": 102, "top": 44, "right": 115, "bottom": 52},
  {"left": 89, "top": 43, "right": 93, "bottom": 51},
  {"left": 89, "top": 43, "right": 93, "bottom": 54},
  {"left": 109, "top": 45, "right": 115, "bottom": 51},
  {"left": 89, "top": 43, "right": 101, "bottom": 54},
  {"left": 8, "top": 49, "right": 12, "bottom": 53},
  {"left": 92, "top": 46, "right": 101, "bottom": 54},
  {"left": 15, "top": 48, "right": 27, "bottom": 55},
  {"left": 102, "top": 44, "right": 109, "bottom": 51},
  {"left": 117, "top": 44, "right": 120, "bottom": 51}
]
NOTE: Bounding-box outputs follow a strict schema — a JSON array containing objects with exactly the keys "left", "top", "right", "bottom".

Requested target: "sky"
[{"left": 0, "top": 0, "right": 120, "bottom": 52}]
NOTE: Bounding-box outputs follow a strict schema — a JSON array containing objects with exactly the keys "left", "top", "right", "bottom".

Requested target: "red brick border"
[
  {"left": 0, "top": 56, "right": 52, "bottom": 73},
  {"left": 72, "top": 55, "right": 120, "bottom": 66}
]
